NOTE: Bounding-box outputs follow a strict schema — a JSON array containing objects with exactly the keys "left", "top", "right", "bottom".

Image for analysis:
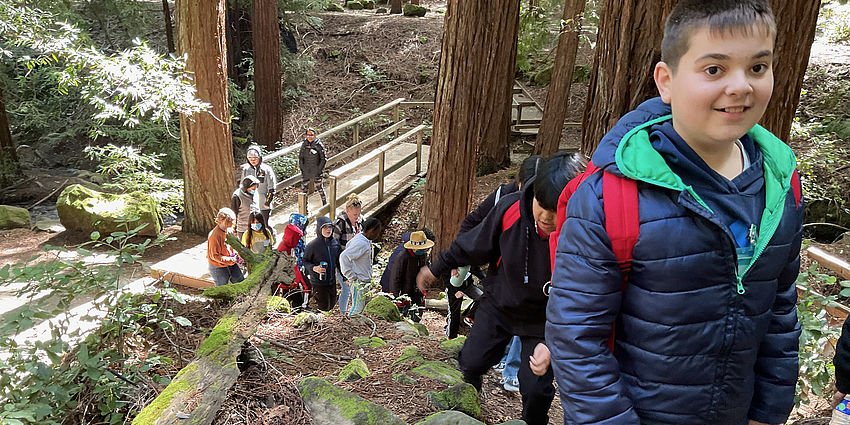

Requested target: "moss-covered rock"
[
  {"left": 0, "top": 205, "right": 30, "bottom": 229},
  {"left": 414, "top": 410, "right": 485, "bottom": 425},
  {"left": 294, "top": 311, "right": 322, "bottom": 329},
  {"left": 346, "top": 0, "right": 364, "bottom": 9},
  {"left": 298, "top": 376, "right": 406, "bottom": 425},
  {"left": 326, "top": 2, "right": 344, "bottom": 11},
  {"left": 426, "top": 383, "right": 480, "bottom": 419},
  {"left": 392, "top": 373, "right": 417, "bottom": 385},
  {"left": 338, "top": 358, "right": 370, "bottom": 381},
  {"left": 412, "top": 361, "right": 463, "bottom": 385},
  {"left": 393, "top": 345, "right": 424, "bottom": 367},
  {"left": 412, "top": 322, "right": 429, "bottom": 336},
  {"left": 440, "top": 336, "right": 466, "bottom": 357},
  {"left": 361, "top": 0, "right": 375, "bottom": 8},
  {"left": 403, "top": 4, "right": 427, "bottom": 17},
  {"left": 266, "top": 295, "right": 291, "bottom": 313},
  {"left": 365, "top": 296, "right": 403, "bottom": 322},
  {"left": 395, "top": 321, "right": 424, "bottom": 336},
  {"left": 56, "top": 184, "right": 161, "bottom": 236},
  {"left": 353, "top": 336, "right": 387, "bottom": 349}
]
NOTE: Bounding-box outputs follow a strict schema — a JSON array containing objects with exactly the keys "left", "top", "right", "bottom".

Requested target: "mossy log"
[{"left": 131, "top": 245, "right": 294, "bottom": 425}]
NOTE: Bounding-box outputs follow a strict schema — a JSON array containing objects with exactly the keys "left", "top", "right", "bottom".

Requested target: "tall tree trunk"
[
  {"left": 581, "top": 0, "right": 676, "bottom": 155},
  {"left": 533, "top": 0, "right": 585, "bottom": 156},
  {"left": 0, "top": 84, "right": 19, "bottom": 188},
  {"left": 390, "top": 0, "right": 402, "bottom": 14},
  {"left": 252, "top": 0, "right": 282, "bottom": 150},
  {"left": 161, "top": 0, "right": 175, "bottom": 53},
  {"left": 421, "top": 0, "right": 521, "bottom": 255},
  {"left": 177, "top": 0, "right": 234, "bottom": 236},
  {"left": 475, "top": 11, "right": 519, "bottom": 176},
  {"left": 762, "top": 0, "right": 820, "bottom": 142}
]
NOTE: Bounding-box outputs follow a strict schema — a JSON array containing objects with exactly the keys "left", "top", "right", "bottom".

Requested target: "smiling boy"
[{"left": 546, "top": 1, "right": 804, "bottom": 424}]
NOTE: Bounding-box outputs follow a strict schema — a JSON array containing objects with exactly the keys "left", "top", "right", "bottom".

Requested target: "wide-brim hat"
[{"left": 404, "top": 231, "right": 434, "bottom": 250}]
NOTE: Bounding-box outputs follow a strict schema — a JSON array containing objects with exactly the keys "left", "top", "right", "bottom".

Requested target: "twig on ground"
[
  {"left": 257, "top": 335, "right": 354, "bottom": 362},
  {"left": 26, "top": 178, "right": 69, "bottom": 210}
]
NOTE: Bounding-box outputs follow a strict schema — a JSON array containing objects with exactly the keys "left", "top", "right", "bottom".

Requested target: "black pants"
[
  {"left": 445, "top": 277, "right": 483, "bottom": 339},
  {"left": 313, "top": 285, "right": 337, "bottom": 311},
  {"left": 457, "top": 302, "right": 555, "bottom": 425},
  {"left": 301, "top": 177, "right": 327, "bottom": 204}
]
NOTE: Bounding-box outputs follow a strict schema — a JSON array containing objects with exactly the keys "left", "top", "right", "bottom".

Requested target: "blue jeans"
[
  {"left": 209, "top": 264, "right": 245, "bottom": 287},
  {"left": 502, "top": 336, "right": 521, "bottom": 380}
]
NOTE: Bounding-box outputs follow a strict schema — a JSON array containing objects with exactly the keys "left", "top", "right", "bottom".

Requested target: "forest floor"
[{"left": 1, "top": 2, "right": 850, "bottom": 424}]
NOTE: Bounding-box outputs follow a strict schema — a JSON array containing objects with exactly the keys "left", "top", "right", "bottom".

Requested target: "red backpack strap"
[
  {"left": 791, "top": 169, "right": 802, "bottom": 208},
  {"left": 549, "top": 162, "right": 600, "bottom": 273},
  {"left": 501, "top": 200, "right": 521, "bottom": 232}
]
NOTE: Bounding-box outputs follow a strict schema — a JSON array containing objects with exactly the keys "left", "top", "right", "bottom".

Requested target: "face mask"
[
  {"left": 251, "top": 223, "right": 262, "bottom": 231},
  {"left": 248, "top": 189, "right": 256, "bottom": 195},
  {"left": 414, "top": 249, "right": 427, "bottom": 256}
]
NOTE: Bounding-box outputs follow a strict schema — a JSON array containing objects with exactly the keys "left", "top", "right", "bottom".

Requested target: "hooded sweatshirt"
[
  {"left": 303, "top": 217, "right": 342, "bottom": 287},
  {"left": 240, "top": 146, "right": 278, "bottom": 210},
  {"left": 429, "top": 179, "right": 552, "bottom": 338},
  {"left": 546, "top": 97, "right": 803, "bottom": 425},
  {"left": 298, "top": 137, "right": 327, "bottom": 180}
]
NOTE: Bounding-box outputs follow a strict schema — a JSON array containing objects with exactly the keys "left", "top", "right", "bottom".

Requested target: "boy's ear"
[{"left": 654, "top": 62, "right": 673, "bottom": 104}]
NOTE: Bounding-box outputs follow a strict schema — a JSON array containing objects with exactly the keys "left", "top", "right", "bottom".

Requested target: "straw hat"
[{"left": 404, "top": 231, "right": 434, "bottom": 250}]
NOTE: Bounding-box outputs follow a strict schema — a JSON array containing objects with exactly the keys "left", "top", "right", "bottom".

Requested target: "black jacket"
[
  {"left": 430, "top": 180, "right": 551, "bottom": 338},
  {"left": 837, "top": 317, "right": 850, "bottom": 394},
  {"left": 298, "top": 138, "right": 327, "bottom": 180},
  {"left": 388, "top": 246, "right": 428, "bottom": 306},
  {"left": 303, "top": 217, "right": 342, "bottom": 287},
  {"left": 458, "top": 182, "right": 519, "bottom": 234}
]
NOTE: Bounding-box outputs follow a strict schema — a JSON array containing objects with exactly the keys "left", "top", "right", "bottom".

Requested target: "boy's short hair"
[
  {"left": 362, "top": 217, "right": 382, "bottom": 233},
  {"left": 661, "top": 0, "right": 776, "bottom": 72},
  {"left": 533, "top": 152, "right": 585, "bottom": 211},
  {"left": 517, "top": 155, "right": 543, "bottom": 186},
  {"left": 216, "top": 207, "right": 236, "bottom": 223}
]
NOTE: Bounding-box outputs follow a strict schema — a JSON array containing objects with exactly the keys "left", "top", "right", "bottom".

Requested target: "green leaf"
[
  {"left": 174, "top": 316, "right": 192, "bottom": 327},
  {"left": 120, "top": 252, "right": 135, "bottom": 264},
  {"left": 90, "top": 231, "right": 101, "bottom": 241},
  {"left": 839, "top": 288, "right": 850, "bottom": 297}
]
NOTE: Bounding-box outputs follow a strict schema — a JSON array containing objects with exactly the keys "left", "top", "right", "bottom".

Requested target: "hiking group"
[{"left": 205, "top": 1, "right": 841, "bottom": 423}]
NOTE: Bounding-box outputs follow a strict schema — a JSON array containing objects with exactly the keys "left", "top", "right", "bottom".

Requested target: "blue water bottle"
[{"left": 319, "top": 261, "right": 328, "bottom": 281}]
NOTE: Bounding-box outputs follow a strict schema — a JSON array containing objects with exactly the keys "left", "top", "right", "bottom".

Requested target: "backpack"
[{"left": 546, "top": 161, "right": 804, "bottom": 350}]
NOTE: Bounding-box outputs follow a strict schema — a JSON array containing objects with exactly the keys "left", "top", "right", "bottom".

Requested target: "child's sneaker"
[
  {"left": 501, "top": 376, "right": 519, "bottom": 392},
  {"left": 493, "top": 361, "right": 506, "bottom": 373}
]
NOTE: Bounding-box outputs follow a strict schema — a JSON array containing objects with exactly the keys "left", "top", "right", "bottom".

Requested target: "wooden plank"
[
  {"left": 330, "top": 125, "right": 427, "bottom": 179},
  {"left": 150, "top": 269, "right": 214, "bottom": 289},
  {"left": 808, "top": 246, "right": 850, "bottom": 280}
]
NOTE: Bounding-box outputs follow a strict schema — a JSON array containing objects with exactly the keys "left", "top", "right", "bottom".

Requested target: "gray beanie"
[{"left": 246, "top": 145, "right": 262, "bottom": 160}]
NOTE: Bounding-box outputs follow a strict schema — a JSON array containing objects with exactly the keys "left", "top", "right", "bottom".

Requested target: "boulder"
[
  {"left": 412, "top": 322, "right": 429, "bottom": 336},
  {"left": 56, "top": 184, "right": 161, "bottom": 236},
  {"left": 414, "top": 411, "right": 484, "bottom": 425},
  {"left": 440, "top": 336, "right": 465, "bottom": 357},
  {"left": 0, "top": 205, "right": 30, "bottom": 229},
  {"left": 395, "top": 321, "right": 421, "bottom": 336},
  {"left": 392, "top": 373, "right": 417, "bottom": 385},
  {"left": 298, "top": 377, "right": 406, "bottom": 425},
  {"left": 294, "top": 311, "right": 322, "bottom": 329},
  {"left": 403, "top": 4, "right": 427, "bottom": 17},
  {"left": 266, "top": 296, "right": 291, "bottom": 313},
  {"left": 412, "top": 361, "right": 463, "bottom": 385},
  {"left": 353, "top": 336, "right": 387, "bottom": 349},
  {"left": 326, "top": 2, "right": 344, "bottom": 11},
  {"left": 365, "top": 296, "right": 403, "bottom": 322},
  {"left": 426, "top": 383, "right": 481, "bottom": 420},
  {"left": 393, "top": 345, "right": 424, "bottom": 367},
  {"left": 339, "top": 358, "right": 370, "bottom": 382},
  {"left": 346, "top": 1, "right": 364, "bottom": 9},
  {"left": 361, "top": 0, "right": 375, "bottom": 8}
]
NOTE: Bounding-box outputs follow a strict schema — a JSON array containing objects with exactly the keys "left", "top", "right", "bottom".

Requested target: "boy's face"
[
  {"left": 654, "top": 25, "right": 774, "bottom": 151},
  {"left": 321, "top": 225, "right": 333, "bottom": 238},
  {"left": 532, "top": 198, "right": 556, "bottom": 236}
]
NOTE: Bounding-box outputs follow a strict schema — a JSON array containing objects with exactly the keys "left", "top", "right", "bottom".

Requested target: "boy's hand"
[
  {"left": 416, "top": 266, "right": 436, "bottom": 294},
  {"left": 454, "top": 291, "right": 464, "bottom": 299},
  {"left": 833, "top": 390, "right": 847, "bottom": 409},
  {"left": 529, "top": 343, "right": 551, "bottom": 376}
]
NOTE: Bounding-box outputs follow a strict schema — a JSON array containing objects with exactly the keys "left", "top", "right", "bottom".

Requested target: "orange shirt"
[{"left": 207, "top": 225, "right": 236, "bottom": 267}]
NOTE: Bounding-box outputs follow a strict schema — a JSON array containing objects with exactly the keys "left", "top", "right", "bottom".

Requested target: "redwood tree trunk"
[
  {"left": 0, "top": 84, "right": 19, "bottom": 187},
  {"left": 252, "top": 0, "right": 282, "bottom": 150},
  {"left": 762, "top": 0, "right": 820, "bottom": 142},
  {"left": 421, "top": 0, "right": 521, "bottom": 255},
  {"left": 581, "top": 0, "right": 675, "bottom": 155},
  {"left": 390, "top": 0, "right": 402, "bottom": 14},
  {"left": 177, "top": 0, "right": 234, "bottom": 236},
  {"left": 534, "top": 0, "right": 585, "bottom": 156},
  {"left": 161, "top": 0, "right": 175, "bottom": 53}
]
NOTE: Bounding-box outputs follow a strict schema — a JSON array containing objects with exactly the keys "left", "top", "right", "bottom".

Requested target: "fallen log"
[
  {"left": 131, "top": 234, "right": 295, "bottom": 425},
  {"left": 808, "top": 246, "right": 850, "bottom": 281}
]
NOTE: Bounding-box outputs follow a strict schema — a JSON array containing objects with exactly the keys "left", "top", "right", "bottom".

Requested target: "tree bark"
[
  {"left": 762, "top": 0, "right": 820, "bottom": 143},
  {"left": 580, "top": 0, "right": 676, "bottom": 155},
  {"left": 177, "top": 0, "right": 234, "bottom": 236},
  {"left": 252, "top": 0, "right": 282, "bottom": 150},
  {"left": 132, "top": 246, "right": 294, "bottom": 425},
  {"left": 0, "top": 84, "right": 19, "bottom": 188},
  {"left": 533, "top": 0, "right": 585, "bottom": 157},
  {"left": 390, "top": 0, "right": 402, "bottom": 14},
  {"left": 161, "top": 0, "right": 175, "bottom": 53},
  {"left": 421, "top": 0, "right": 521, "bottom": 256}
]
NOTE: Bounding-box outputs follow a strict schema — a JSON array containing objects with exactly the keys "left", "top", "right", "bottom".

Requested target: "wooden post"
[
  {"left": 393, "top": 105, "right": 400, "bottom": 138},
  {"left": 297, "top": 193, "right": 307, "bottom": 216},
  {"left": 415, "top": 130, "right": 423, "bottom": 175},
  {"left": 517, "top": 104, "right": 523, "bottom": 125},
  {"left": 354, "top": 123, "right": 360, "bottom": 145},
  {"left": 329, "top": 177, "right": 337, "bottom": 221},
  {"left": 378, "top": 151, "right": 386, "bottom": 203}
]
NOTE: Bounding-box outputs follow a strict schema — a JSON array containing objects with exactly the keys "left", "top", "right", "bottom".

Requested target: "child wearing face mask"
[
  {"left": 241, "top": 210, "right": 276, "bottom": 254},
  {"left": 386, "top": 230, "right": 434, "bottom": 322},
  {"left": 231, "top": 175, "right": 260, "bottom": 239}
]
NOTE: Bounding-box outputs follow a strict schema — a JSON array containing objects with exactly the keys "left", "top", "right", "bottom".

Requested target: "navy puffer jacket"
[{"left": 546, "top": 98, "right": 803, "bottom": 425}]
